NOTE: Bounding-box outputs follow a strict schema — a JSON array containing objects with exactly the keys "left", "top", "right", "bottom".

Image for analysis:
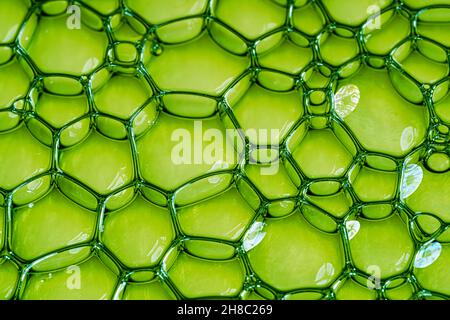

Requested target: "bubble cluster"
[{"left": 0, "top": 0, "right": 449, "bottom": 300}]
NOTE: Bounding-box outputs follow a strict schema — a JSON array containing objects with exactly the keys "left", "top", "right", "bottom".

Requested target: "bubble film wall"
[{"left": 0, "top": 0, "right": 449, "bottom": 300}]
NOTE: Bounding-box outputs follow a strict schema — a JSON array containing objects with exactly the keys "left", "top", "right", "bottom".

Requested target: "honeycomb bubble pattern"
[{"left": 0, "top": 0, "right": 449, "bottom": 300}]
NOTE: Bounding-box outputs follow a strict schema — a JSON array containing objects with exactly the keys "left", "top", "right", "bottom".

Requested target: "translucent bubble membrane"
[{"left": 0, "top": 0, "right": 449, "bottom": 300}]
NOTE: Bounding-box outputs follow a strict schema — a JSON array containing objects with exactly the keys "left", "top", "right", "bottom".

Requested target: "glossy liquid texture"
[{"left": 0, "top": 0, "right": 449, "bottom": 300}]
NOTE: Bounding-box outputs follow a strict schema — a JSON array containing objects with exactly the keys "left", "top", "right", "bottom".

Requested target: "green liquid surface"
[{"left": 0, "top": 0, "right": 449, "bottom": 300}]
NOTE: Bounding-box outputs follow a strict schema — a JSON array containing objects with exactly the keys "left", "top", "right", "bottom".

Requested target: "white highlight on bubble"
[
  {"left": 400, "top": 126, "right": 417, "bottom": 152},
  {"left": 208, "top": 160, "right": 229, "bottom": 184},
  {"left": 315, "top": 262, "right": 335, "bottom": 286},
  {"left": 149, "top": 241, "right": 165, "bottom": 263},
  {"left": 345, "top": 220, "right": 360, "bottom": 240},
  {"left": 82, "top": 57, "right": 99, "bottom": 74},
  {"left": 414, "top": 242, "right": 442, "bottom": 269},
  {"left": 242, "top": 221, "right": 266, "bottom": 252},
  {"left": 26, "top": 178, "right": 44, "bottom": 194},
  {"left": 400, "top": 163, "right": 423, "bottom": 200},
  {"left": 68, "top": 232, "right": 89, "bottom": 254},
  {"left": 395, "top": 251, "right": 412, "bottom": 272},
  {"left": 334, "top": 84, "right": 360, "bottom": 119}
]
